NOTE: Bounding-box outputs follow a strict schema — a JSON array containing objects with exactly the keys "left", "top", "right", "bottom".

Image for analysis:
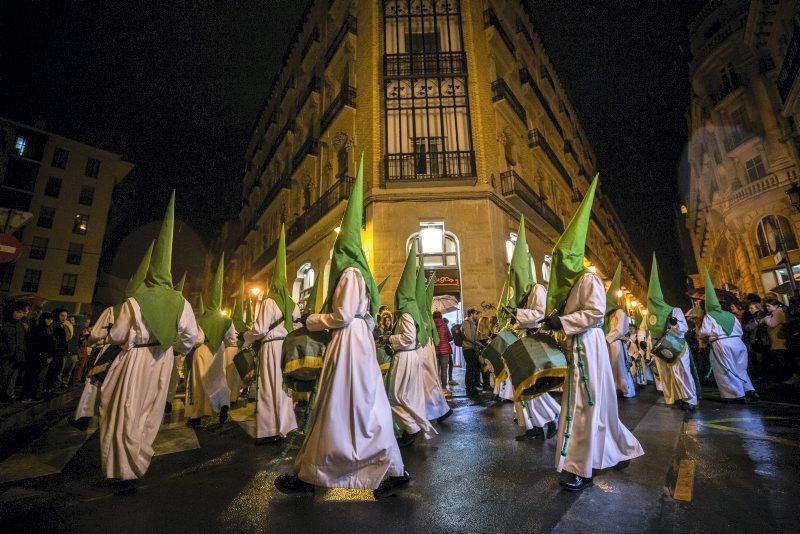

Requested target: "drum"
[
  {"left": 86, "top": 344, "right": 123, "bottom": 384},
  {"left": 233, "top": 345, "right": 257, "bottom": 383},
  {"left": 480, "top": 331, "right": 518, "bottom": 381},
  {"left": 652, "top": 332, "right": 687, "bottom": 365},
  {"left": 376, "top": 344, "right": 393, "bottom": 375},
  {"left": 504, "top": 333, "right": 568, "bottom": 401},
  {"left": 281, "top": 327, "right": 329, "bottom": 385}
]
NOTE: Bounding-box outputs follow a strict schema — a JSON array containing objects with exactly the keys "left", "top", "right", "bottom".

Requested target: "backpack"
[{"left": 451, "top": 323, "right": 465, "bottom": 347}]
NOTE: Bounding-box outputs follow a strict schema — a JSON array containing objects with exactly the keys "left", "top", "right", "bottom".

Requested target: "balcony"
[
  {"left": 778, "top": 23, "right": 800, "bottom": 103},
  {"left": 528, "top": 128, "right": 573, "bottom": 190},
  {"left": 385, "top": 150, "right": 476, "bottom": 183},
  {"left": 292, "top": 136, "right": 320, "bottom": 170},
  {"left": 483, "top": 8, "right": 515, "bottom": 58},
  {"left": 325, "top": 14, "right": 357, "bottom": 65},
  {"left": 247, "top": 173, "right": 292, "bottom": 233},
  {"left": 296, "top": 76, "right": 322, "bottom": 115},
  {"left": 519, "top": 68, "right": 563, "bottom": 138},
  {"left": 709, "top": 77, "right": 745, "bottom": 106},
  {"left": 491, "top": 78, "right": 526, "bottom": 125},
  {"left": 384, "top": 51, "right": 466, "bottom": 78},
  {"left": 500, "top": 169, "right": 564, "bottom": 233},
  {"left": 321, "top": 86, "right": 356, "bottom": 134},
  {"left": 730, "top": 170, "right": 793, "bottom": 205}
]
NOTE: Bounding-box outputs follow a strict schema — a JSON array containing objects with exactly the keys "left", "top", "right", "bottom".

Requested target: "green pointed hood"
[
  {"left": 604, "top": 262, "right": 624, "bottom": 334},
  {"left": 231, "top": 279, "right": 247, "bottom": 333},
  {"left": 320, "top": 154, "right": 380, "bottom": 317},
  {"left": 269, "top": 224, "right": 296, "bottom": 331},
  {"left": 304, "top": 279, "right": 320, "bottom": 314},
  {"left": 704, "top": 267, "right": 735, "bottom": 335},
  {"left": 175, "top": 272, "right": 187, "bottom": 294},
  {"left": 378, "top": 276, "right": 390, "bottom": 293},
  {"left": 545, "top": 174, "right": 599, "bottom": 317},
  {"left": 133, "top": 190, "right": 186, "bottom": 350},
  {"left": 426, "top": 272, "right": 439, "bottom": 345},
  {"left": 198, "top": 254, "right": 232, "bottom": 352},
  {"left": 394, "top": 242, "right": 422, "bottom": 344},
  {"left": 646, "top": 254, "right": 674, "bottom": 338},
  {"left": 197, "top": 294, "right": 205, "bottom": 317},
  {"left": 114, "top": 240, "right": 155, "bottom": 317},
  {"left": 415, "top": 257, "right": 431, "bottom": 346},
  {"left": 498, "top": 216, "right": 535, "bottom": 327}
]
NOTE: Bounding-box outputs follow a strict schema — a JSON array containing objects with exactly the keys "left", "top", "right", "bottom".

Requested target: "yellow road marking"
[
  {"left": 316, "top": 487, "right": 375, "bottom": 502},
  {"left": 684, "top": 420, "right": 698, "bottom": 436},
  {"left": 701, "top": 423, "right": 800, "bottom": 448},
  {"left": 673, "top": 459, "right": 695, "bottom": 502}
]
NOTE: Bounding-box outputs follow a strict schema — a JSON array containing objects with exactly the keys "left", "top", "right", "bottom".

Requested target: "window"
[
  {"left": 51, "top": 147, "right": 69, "bottom": 169},
  {"left": 79, "top": 185, "right": 95, "bottom": 206},
  {"left": 542, "top": 254, "right": 552, "bottom": 283},
  {"left": 37, "top": 206, "right": 55, "bottom": 228},
  {"left": 73, "top": 213, "right": 89, "bottom": 235},
  {"left": 45, "top": 176, "right": 62, "bottom": 197},
  {"left": 292, "top": 262, "right": 316, "bottom": 310},
  {"left": 0, "top": 263, "right": 14, "bottom": 292},
  {"left": 60, "top": 273, "right": 78, "bottom": 296},
  {"left": 21, "top": 269, "right": 42, "bottom": 292},
  {"left": 383, "top": 0, "right": 475, "bottom": 181},
  {"left": 505, "top": 233, "right": 517, "bottom": 264},
  {"left": 85, "top": 157, "right": 100, "bottom": 178},
  {"left": 408, "top": 222, "right": 459, "bottom": 267},
  {"left": 725, "top": 107, "right": 752, "bottom": 151},
  {"left": 66, "top": 242, "right": 83, "bottom": 265},
  {"left": 745, "top": 156, "right": 766, "bottom": 183},
  {"left": 756, "top": 215, "right": 798, "bottom": 257},
  {"left": 337, "top": 146, "right": 349, "bottom": 178},
  {"left": 14, "top": 136, "right": 27, "bottom": 156},
  {"left": 29, "top": 236, "right": 48, "bottom": 260}
]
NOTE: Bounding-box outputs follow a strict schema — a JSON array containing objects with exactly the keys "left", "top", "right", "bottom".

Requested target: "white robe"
[
  {"left": 638, "top": 325, "right": 660, "bottom": 390},
  {"left": 653, "top": 308, "right": 697, "bottom": 406},
  {"left": 699, "top": 314, "right": 754, "bottom": 399},
  {"left": 627, "top": 335, "right": 648, "bottom": 386},
  {"left": 243, "top": 298, "right": 299, "bottom": 438},
  {"left": 605, "top": 309, "right": 636, "bottom": 398},
  {"left": 224, "top": 345, "right": 243, "bottom": 403},
  {"left": 387, "top": 313, "right": 436, "bottom": 438},
  {"left": 166, "top": 355, "right": 180, "bottom": 404},
  {"left": 554, "top": 273, "right": 644, "bottom": 478},
  {"left": 99, "top": 298, "right": 198, "bottom": 480},
  {"left": 185, "top": 325, "right": 237, "bottom": 418},
  {"left": 295, "top": 268, "right": 404, "bottom": 488},
  {"left": 420, "top": 341, "right": 450, "bottom": 420},
  {"left": 74, "top": 306, "right": 114, "bottom": 419},
  {"left": 494, "top": 376, "right": 514, "bottom": 401},
  {"left": 513, "top": 283, "right": 561, "bottom": 429}
]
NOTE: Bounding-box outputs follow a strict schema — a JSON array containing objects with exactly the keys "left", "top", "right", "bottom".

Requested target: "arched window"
[
  {"left": 756, "top": 215, "right": 798, "bottom": 258},
  {"left": 406, "top": 222, "right": 459, "bottom": 267},
  {"left": 292, "top": 262, "right": 315, "bottom": 309},
  {"left": 504, "top": 231, "right": 536, "bottom": 276}
]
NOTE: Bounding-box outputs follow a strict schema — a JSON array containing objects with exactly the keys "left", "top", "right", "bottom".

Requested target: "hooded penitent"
[
  {"left": 197, "top": 254, "right": 232, "bottom": 352},
  {"left": 646, "top": 253, "right": 674, "bottom": 339},
  {"left": 114, "top": 240, "right": 155, "bottom": 318},
  {"left": 231, "top": 279, "right": 247, "bottom": 333},
  {"left": 270, "top": 224, "right": 296, "bottom": 331},
  {"left": 604, "top": 261, "right": 623, "bottom": 334},
  {"left": 703, "top": 267, "right": 735, "bottom": 335},
  {"left": 320, "top": 154, "right": 380, "bottom": 317},
  {"left": 415, "top": 257, "right": 431, "bottom": 347},
  {"left": 545, "top": 174, "right": 599, "bottom": 317},
  {"left": 175, "top": 272, "right": 187, "bottom": 294},
  {"left": 394, "top": 242, "right": 423, "bottom": 344},
  {"left": 498, "top": 216, "right": 535, "bottom": 325},
  {"left": 304, "top": 278, "right": 319, "bottom": 315},
  {"left": 133, "top": 190, "right": 186, "bottom": 350}
]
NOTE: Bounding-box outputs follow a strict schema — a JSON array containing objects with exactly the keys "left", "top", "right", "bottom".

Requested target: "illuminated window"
[
  {"left": 542, "top": 254, "right": 552, "bottom": 283},
  {"left": 73, "top": 213, "right": 89, "bottom": 235},
  {"left": 14, "top": 136, "right": 27, "bottom": 156},
  {"left": 756, "top": 215, "right": 797, "bottom": 257},
  {"left": 292, "top": 262, "right": 316, "bottom": 310},
  {"left": 407, "top": 222, "right": 459, "bottom": 268}
]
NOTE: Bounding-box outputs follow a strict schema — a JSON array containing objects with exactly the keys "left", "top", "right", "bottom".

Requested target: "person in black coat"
[
  {"left": 22, "top": 312, "right": 57, "bottom": 402},
  {"left": 1, "top": 300, "right": 29, "bottom": 402}
]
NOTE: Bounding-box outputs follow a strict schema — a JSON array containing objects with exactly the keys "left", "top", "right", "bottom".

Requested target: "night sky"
[{"left": 2, "top": 0, "right": 704, "bottom": 303}]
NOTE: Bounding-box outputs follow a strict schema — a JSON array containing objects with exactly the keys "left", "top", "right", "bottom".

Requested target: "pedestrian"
[
  {"left": 275, "top": 159, "right": 408, "bottom": 498},
  {"left": 460, "top": 308, "right": 482, "bottom": 395},
  {"left": 1, "top": 300, "right": 29, "bottom": 402},
  {"left": 443, "top": 318, "right": 457, "bottom": 385},
  {"left": 22, "top": 311, "right": 56, "bottom": 403},
  {"left": 433, "top": 311, "right": 452, "bottom": 391},
  {"left": 477, "top": 315, "right": 492, "bottom": 388},
  {"left": 760, "top": 297, "right": 793, "bottom": 384},
  {"left": 742, "top": 294, "right": 769, "bottom": 381},
  {"left": 43, "top": 308, "right": 70, "bottom": 395},
  {"left": 544, "top": 175, "right": 643, "bottom": 491},
  {"left": 379, "top": 312, "right": 394, "bottom": 336},
  {"left": 242, "top": 227, "right": 298, "bottom": 444}
]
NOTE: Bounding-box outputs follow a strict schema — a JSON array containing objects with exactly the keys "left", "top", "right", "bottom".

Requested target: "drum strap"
[
  {"left": 134, "top": 342, "right": 161, "bottom": 348},
  {"left": 265, "top": 336, "right": 286, "bottom": 342}
]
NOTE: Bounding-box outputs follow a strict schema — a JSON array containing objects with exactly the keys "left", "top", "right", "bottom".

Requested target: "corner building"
[{"left": 225, "top": 0, "right": 647, "bottom": 314}]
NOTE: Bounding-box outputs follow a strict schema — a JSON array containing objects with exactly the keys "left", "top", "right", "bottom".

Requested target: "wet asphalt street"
[{"left": 0, "top": 372, "right": 798, "bottom": 534}]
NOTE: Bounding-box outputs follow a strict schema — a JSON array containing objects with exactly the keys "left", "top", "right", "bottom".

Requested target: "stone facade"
[{"left": 219, "top": 0, "right": 647, "bottom": 315}]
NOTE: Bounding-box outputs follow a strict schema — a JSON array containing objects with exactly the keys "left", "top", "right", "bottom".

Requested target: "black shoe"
[
  {"left": 219, "top": 405, "right": 229, "bottom": 425},
  {"left": 397, "top": 430, "right": 420, "bottom": 448},
  {"left": 437, "top": 408, "right": 453, "bottom": 424},
  {"left": 684, "top": 403, "right": 696, "bottom": 413},
  {"left": 187, "top": 418, "right": 201, "bottom": 427},
  {"left": 374, "top": 471, "right": 412, "bottom": 498},
  {"left": 164, "top": 402, "right": 172, "bottom": 414},
  {"left": 545, "top": 421, "right": 558, "bottom": 439},
  {"left": 515, "top": 428, "right": 542, "bottom": 441},
  {"left": 559, "top": 473, "right": 593, "bottom": 491},
  {"left": 614, "top": 460, "right": 631, "bottom": 471},
  {"left": 255, "top": 435, "right": 281, "bottom": 446},
  {"left": 274, "top": 475, "right": 314, "bottom": 495},
  {"left": 745, "top": 390, "right": 759, "bottom": 403},
  {"left": 67, "top": 416, "right": 90, "bottom": 431}
]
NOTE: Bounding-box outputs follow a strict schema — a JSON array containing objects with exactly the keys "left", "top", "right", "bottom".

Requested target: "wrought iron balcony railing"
[
  {"left": 321, "top": 86, "right": 356, "bottom": 134},
  {"left": 519, "top": 68, "right": 562, "bottom": 138},
  {"left": 384, "top": 51, "right": 466, "bottom": 78},
  {"left": 325, "top": 14, "right": 357, "bottom": 65},
  {"left": 483, "top": 8, "right": 515, "bottom": 58},
  {"left": 385, "top": 150, "right": 476, "bottom": 182},
  {"left": 778, "top": 23, "right": 800, "bottom": 103},
  {"left": 500, "top": 169, "right": 564, "bottom": 233},
  {"left": 528, "top": 128, "right": 573, "bottom": 190},
  {"left": 292, "top": 136, "right": 320, "bottom": 170},
  {"left": 491, "top": 78, "right": 526, "bottom": 125}
]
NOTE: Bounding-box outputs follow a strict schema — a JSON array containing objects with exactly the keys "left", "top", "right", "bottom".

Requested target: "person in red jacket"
[{"left": 433, "top": 312, "right": 453, "bottom": 395}]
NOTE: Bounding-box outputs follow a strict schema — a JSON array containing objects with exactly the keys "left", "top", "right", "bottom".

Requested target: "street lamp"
[{"left": 249, "top": 286, "right": 263, "bottom": 299}]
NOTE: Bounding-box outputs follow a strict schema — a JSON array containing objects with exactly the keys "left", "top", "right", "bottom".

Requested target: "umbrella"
[
  {"left": 769, "top": 275, "right": 800, "bottom": 296},
  {"left": 431, "top": 295, "right": 459, "bottom": 314},
  {"left": 686, "top": 287, "right": 738, "bottom": 302}
]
